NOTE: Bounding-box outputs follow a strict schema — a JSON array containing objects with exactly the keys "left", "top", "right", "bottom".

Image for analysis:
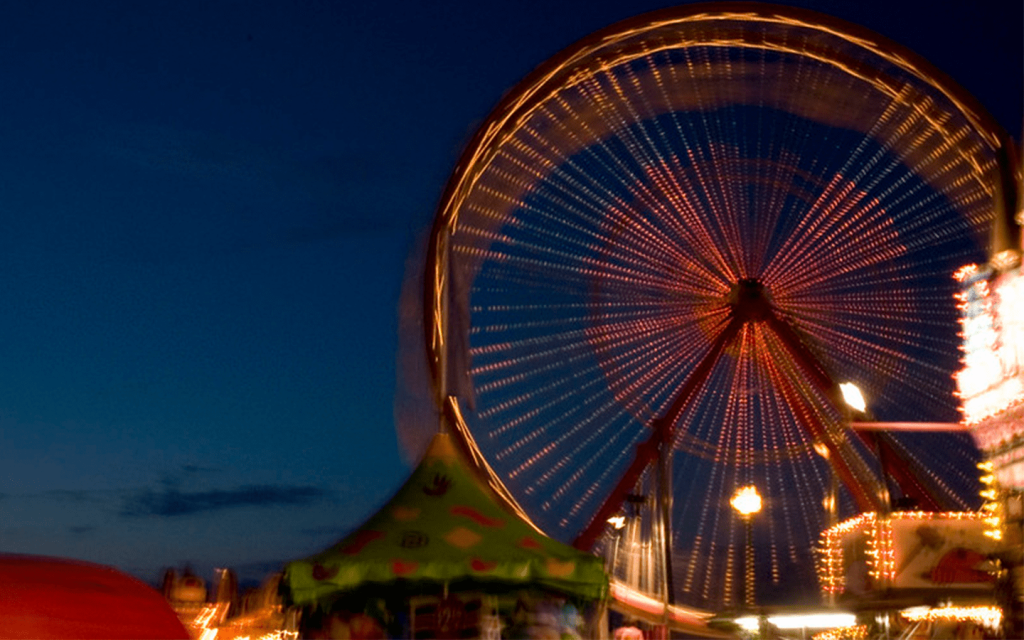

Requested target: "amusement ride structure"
[{"left": 421, "top": 3, "right": 1015, "bottom": 614}]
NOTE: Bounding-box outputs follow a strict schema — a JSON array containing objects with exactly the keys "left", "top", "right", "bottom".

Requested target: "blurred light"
[
  {"left": 731, "top": 485, "right": 762, "bottom": 516},
  {"left": 991, "top": 249, "right": 1020, "bottom": 271},
  {"left": 954, "top": 264, "right": 980, "bottom": 282},
  {"left": 901, "top": 605, "right": 1002, "bottom": 629},
  {"left": 813, "top": 625, "right": 868, "bottom": 640},
  {"left": 839, "top": 382, "right": 866, "bottom": 413},
  {"left": 822, "top": 493, "right": 836, "bottom": 511},
  {"left": 734, "top": 612, "right": 856, "bottom": 631},
  {"left": 607, "top": 515, "right": 626, "bottom": 530}
]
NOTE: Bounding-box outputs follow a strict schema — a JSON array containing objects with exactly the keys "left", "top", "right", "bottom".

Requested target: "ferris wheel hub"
[{"left": 728, "top": 278, "right": 773, "bottom": 323}]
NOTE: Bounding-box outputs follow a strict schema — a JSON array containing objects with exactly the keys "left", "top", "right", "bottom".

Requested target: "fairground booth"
[{"left": 819, "top": 511, "right": 1004, "bottom": 638}]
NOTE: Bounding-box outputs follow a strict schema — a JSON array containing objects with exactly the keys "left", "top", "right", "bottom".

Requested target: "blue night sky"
[{"left": 0, "top": 1, "right": 1020, "bottom": 585}]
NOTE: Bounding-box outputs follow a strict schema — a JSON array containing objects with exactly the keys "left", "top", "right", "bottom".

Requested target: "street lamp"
[
  {"left": 839, "top": 382, "right": 866, "bottom": 413},
  {"left": 839, "top": 381, "right": 891, "bottom": 510},
  {"left": 605, "top": 515, "right": 627, "bottom": 580},
  {"left": 731, "top": 485, "right": 762, "bottom": 608}
]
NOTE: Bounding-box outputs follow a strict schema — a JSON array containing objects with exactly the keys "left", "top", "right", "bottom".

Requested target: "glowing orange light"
[
  {"left": 901, "top": 605, "right": 1002, "bottom": 629},
  {"left": 730, "top": 485, "right": 762, "bottom": 516},
  {"left": 812, "top": 625, "right": 868, "bottom": 640}
]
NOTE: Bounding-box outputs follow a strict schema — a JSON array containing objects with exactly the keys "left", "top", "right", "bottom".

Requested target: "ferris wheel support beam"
[
  {"left": 573, "top": 317, "right": 743, "bottom": 552},
  {"left": 856, "top": 430, "right": 945, "bottom": 511},
  {"left": 762, "top": 312, "right": 888, "bottom": 513},
  {"left": 763, "top": 306, "right": 958, "bottom": 512},
  {"left": 771, "top": 371, "right": 886, "bottom": 514}
]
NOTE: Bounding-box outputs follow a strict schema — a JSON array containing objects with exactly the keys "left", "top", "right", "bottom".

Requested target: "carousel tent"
[{"left": 283, "top": 432, "right": 608, "bottom": 606}]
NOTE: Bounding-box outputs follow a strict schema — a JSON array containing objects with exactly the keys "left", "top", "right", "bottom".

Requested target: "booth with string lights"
[{"left": 819, "top": 511, "right": 1003, "bottom": 637}]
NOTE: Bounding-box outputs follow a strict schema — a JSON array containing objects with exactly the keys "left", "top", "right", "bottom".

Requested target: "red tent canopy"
[{"left": 0, "top": 554, "right": 189, "bottom": 639}]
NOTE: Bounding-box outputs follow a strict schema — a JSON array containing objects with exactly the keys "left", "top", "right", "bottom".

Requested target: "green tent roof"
[{"left": 283, "top": 433, "right": 608, "bottom": 605}]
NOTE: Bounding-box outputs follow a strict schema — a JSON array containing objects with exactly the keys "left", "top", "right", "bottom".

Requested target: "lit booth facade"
[{"left": 819, "top": 511, "right": 1003, "bottom": 636}]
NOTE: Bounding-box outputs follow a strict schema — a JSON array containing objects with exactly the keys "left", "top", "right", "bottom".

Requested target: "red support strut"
[{"left": 573, "top": 317, "right": 742, "bottom": 551}]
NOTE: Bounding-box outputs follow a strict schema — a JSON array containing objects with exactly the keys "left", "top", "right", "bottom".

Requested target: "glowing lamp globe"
[
  {"left": 731, "top": 486, "right": 762, "bottom": 517},
  {"left": 840, "top": 382, "right": 867, "bottom": 413}
]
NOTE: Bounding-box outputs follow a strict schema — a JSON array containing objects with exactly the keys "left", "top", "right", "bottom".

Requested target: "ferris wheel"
[{"left": 423, "top": 4, "right": 1011, "bottom": 608}]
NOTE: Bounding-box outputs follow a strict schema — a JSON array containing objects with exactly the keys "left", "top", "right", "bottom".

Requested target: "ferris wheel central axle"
[{"left": 727, "top": 278, "right": 772, "bottom": 323}]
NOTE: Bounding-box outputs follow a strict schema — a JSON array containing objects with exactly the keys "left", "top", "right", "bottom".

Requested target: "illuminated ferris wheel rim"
[
  {"left": 425, "top": 0, "right": 1006, "bottom": 403},
  {"left": 438, "top": 2, "right": 1002, "bottom": 235},
  {"left": 420, "top": 3, "right": 1008, "bottom": 555}
]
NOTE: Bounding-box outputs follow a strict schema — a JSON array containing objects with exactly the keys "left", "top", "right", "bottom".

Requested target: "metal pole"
[
  {"left": 744, "top": 516, "right": 755, "bottom": 609},
  {"left": 658, "top": 441, "right": 674, "bottom": 629}
]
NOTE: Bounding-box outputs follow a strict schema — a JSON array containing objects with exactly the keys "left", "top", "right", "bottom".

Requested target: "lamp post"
[
  {"left": 814, "top": 382, "right": 864, "bottom": 530},
  {"left": 606, "top": 514, "right": 627, "bottom": 581},
  {"left": 839, "top": 381, "right": 891, "bottom": 510},
  {"left": 731, "top": 485, "right": 762, "bottom": 609}
]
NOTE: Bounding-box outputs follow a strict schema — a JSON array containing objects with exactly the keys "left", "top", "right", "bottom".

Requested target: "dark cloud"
[
  {"left": 180, "top": 464, "right": 221, "bottom": 476},
  {"left": 47, "top": 490, "right": 89, "bottom": 501},
  {"left": 121, "top": 484, "right": 328, "bottom": 518},
  {"left": 45, "top": 490, "right": 109, "bottom": 505},
  {"left": 68, "top": 525, "right": 95, "bottom": 535}
]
